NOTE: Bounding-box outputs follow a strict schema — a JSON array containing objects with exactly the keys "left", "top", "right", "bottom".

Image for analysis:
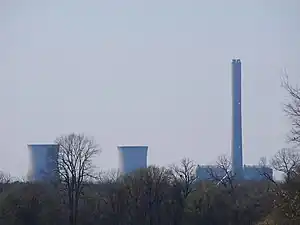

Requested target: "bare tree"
[
  {"left": 257, "top": 157, "right": 277, "bottom": 186},
  {"left": 207, "top": 155, "right": 235, "bottom": 190},
  {"left": 97, "top": 169, "right": 121, "bottom": 184},
  {"left": 55, "top": 133, "right": 100, "bottom": 225},
  {"left": 269, "top": 149, "right": 300, "bottom": 223},
  {"left": 282, "top": 75, "right": 300, "bottom": 145},
  {"left": 257, "top": 148, "right": 300, "bottom": 185},
  {"left": 171, "top": 158, "right": 197, "bottom": 199},
  {"left": 271, "top": 148, "right": 300, "bottom": 183},
  {"left": 0, "top": 171, "right": 11, "bottom": 184},
  {"left": 258, "top": 149, "right": 300, "bottom": 223},
  {"left": 0, "top": 171, "right": 11, "bottom": 194},
  {"left": 122, "top": 166, "right": 173, "bottom": 225}
]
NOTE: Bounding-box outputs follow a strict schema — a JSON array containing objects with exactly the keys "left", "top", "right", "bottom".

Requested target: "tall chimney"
[{"left": 231, "top": 59, "right": 244, "bottom": 179}]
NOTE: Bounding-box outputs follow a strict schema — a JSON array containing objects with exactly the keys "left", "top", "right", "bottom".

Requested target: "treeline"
[{"left": 0, "top": 158, "right": 299, "bottom": 225}]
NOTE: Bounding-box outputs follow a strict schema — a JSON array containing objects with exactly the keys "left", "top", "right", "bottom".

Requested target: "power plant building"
[
  {"left": 118, "top": 145, "right": 148, "bottom": 174},
  {"left": 197, "top": 59, "right": 273, "bottom": 181},
  {"left": 243, "top": 165, "right": 273, "bottom": 180},
  {"left": 27, "top": 144, "right": 59, "bottom": 182},
  {"left": 196, "top": 165, "right": 273, "bottom": 181},
  {"left": 24, "top": 59, "right": 273, "bottom": 183},
  {"left": 196, "top": 165, "right": 226, "bottom": 180}
]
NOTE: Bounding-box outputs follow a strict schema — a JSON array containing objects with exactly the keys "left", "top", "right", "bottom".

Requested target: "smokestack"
[{"left": 231, "top": 59, "right": 244, "bottom": 179}]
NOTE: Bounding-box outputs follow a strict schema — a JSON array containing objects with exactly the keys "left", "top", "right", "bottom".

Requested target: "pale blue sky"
[{"left": 0, "top": 0, "right": 299, "bottom": 177}]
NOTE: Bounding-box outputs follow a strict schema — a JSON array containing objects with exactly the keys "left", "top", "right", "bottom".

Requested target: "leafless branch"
[
  {"left": 55, "top": 133, "right": 100, "bottom": 225},
  {"left": 170, "top": 158, "right": 197, "bottom": 198},
  {"left": 270, "top": 148, "right": 300, "bottom": 183},
  {"left": 281, "top": 75, "right": 300, "bottom": 146},
  {"left": 0, "top": 171, "right": 11, "bottom": 184},
  {"left": 97, "top": 169, "right": 121, "bottom": 184},
  {"left": 257, "top": 157, "right": 277, "bottom": 188},
  {"left": 207, "top": 155, "right": 235, "bottom": 190}
]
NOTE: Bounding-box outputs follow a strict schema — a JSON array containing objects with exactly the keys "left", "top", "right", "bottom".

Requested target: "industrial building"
[
  {"left": 243, "top": 165, "right": 273, "bottom": 180},
  {"left": 197, "top": 59, "right": 273, "bottom": 181},
  {"left": 196, "top": 165, "right": 226, "bottom": 180},
  {"left": 118, "top": 145, "right": 148, "bottom": 174},
  {"left": 27, "top": 144, "right": 59, "bottom": 182},
  {"left": 196, "top": 165, "right": 273, "bottom": 181}
]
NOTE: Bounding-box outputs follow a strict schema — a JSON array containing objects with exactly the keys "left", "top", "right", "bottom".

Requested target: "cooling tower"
[
  {"left": 231, "top": 59, "right": 244, "bottom": 179},
  {"left": 27, "top": 144, "right": 59, "bottom": 182},
  {"left": 118, "top": 145, "right": 148, "bottom": 174}
]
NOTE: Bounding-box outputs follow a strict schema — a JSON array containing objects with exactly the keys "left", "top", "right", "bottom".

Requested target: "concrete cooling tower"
[
  {"left": 118, "top": 146, "right": 148, "bottom": 174},
  {"left": 27, "top": 144, "right": 59, "bottom": 182}
]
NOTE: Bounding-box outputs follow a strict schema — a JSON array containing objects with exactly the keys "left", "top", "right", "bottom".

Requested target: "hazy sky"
[{"left": 1, "top": 0, "right": 299, "bottom": 178}]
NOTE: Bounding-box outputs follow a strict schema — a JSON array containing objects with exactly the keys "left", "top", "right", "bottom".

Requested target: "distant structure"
[
  {"left": 231, "top": 59, "right": 244, "bottom": 179},
  {"left": 196, "top": 165, "right": 273, "bottom": 181},
  {"left": 118, "top": 146, "right": 148, "bottom": 174},
  {"left": 27, "top": 144, "right": 59, "bottom": 182},
  {"left": 197, "top": 59, "right": 273, "bottom": 181},
  {"left": 243, "top": 165, "right": 273, "bottom": 180},
  {"left": 196, "top": 165, "right": 226, "bottom": 180}
]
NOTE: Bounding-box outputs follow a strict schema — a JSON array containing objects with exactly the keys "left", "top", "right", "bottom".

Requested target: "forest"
[{"left": 0, "top": 77, "right": 299, "bottom": 225}]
